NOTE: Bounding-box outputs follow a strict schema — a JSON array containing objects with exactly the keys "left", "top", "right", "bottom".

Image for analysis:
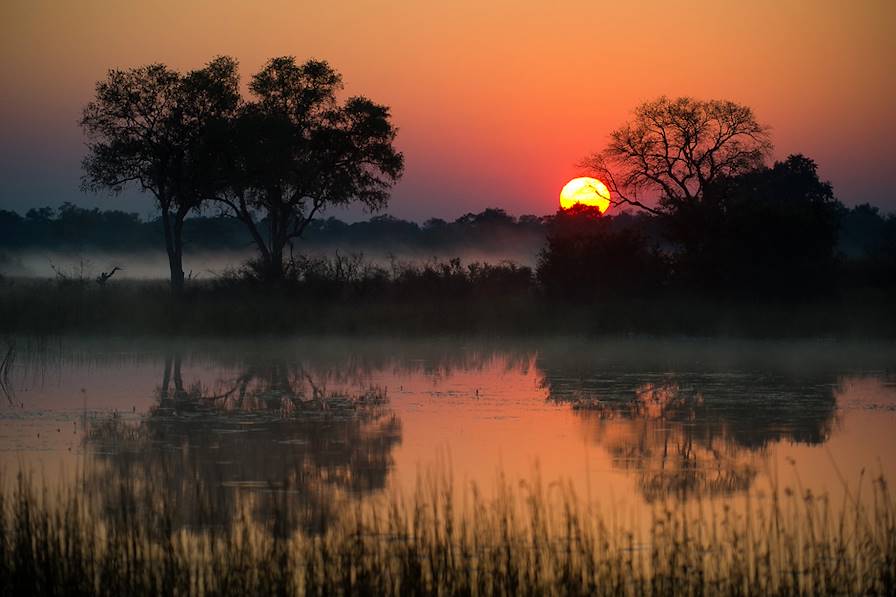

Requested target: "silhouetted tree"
[
  {"left": 80, "top": 57, "right": 240, "bottom": 292},
  {"left": 26, "top": 207, "right": 56, "bottom": 222},
  {"left": 840, "top": 203, "right": 889, "bottom": 257},
  {"left": 219, "top": 57, "right": 404, "bottom": 282},
  {"left": 673, "top": 155, "right": 841, "bottom": 295},
  {"left": 835, "top": 203, "right": 896, "bottom": 290},
  {"left": 85, "top": 352, "right": 401, "bottom": 534},
  {"left": 880, "top": 215, "right": 896, "bottom": 270},
  {"left": 536, "top": 205, "right": 665, "bottom": 300},
  {"left": 536, "top": 345, "right": 839, "bottom": 500},
  {"left": 582, "top": 96, "right": 772, "bottom": 215}
]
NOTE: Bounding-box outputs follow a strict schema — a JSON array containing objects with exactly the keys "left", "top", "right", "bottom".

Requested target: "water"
[{"left": 1, "top": 336, "right": 894, "bottom": 533}]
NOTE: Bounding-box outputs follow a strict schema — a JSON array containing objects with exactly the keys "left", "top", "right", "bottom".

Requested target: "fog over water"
[{"left": 0, "top": 245, "right": 543, "bottom": 280}]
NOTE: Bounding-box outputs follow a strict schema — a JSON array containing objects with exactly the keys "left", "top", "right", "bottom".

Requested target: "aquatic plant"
[{"left": 0, "top": 467, "right": 893, "bottom": 596}]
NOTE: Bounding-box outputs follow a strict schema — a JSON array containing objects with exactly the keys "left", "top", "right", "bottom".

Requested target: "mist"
[{"left": 0, "top": 244, "right": 543, "bottom": 280}]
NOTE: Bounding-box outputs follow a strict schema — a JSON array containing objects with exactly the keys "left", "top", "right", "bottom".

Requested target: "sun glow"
[{"left": 559, "top": 177, "right": 611, "bottom": 212}]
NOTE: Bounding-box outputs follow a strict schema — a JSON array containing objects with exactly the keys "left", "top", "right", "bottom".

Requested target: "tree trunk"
[
  {"left": 267, "top": 199, "right": 286, "bottom": 282},
  {"left": 269, "top": 239, "right": 285, "bottom": 282},
  {"left": 160, "top": 207, "right": 185, "bottom": 293},
  {"left": 172, "top": 355, "right": 184, "bottom": 399},
  {"left": 173, "top": 209, "right": 187, "bottom": 289},
  {"left": 234, "top": 203, "right": 275, "bottom": 280},
  {"left": 161, "top": 354, "right": 172, "bottom": 400}
]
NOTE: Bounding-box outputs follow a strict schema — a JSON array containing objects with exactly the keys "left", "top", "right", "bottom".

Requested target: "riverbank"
[{"left": 0, "top": 276, "right": 894, "bottom": 337}]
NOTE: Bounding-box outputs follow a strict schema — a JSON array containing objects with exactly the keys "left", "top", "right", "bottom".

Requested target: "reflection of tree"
[
  {"left": 85, "top": 353, "right": 401, "bottom": 534},
  {"left": 572, "top": 382, "right": 758, "bottom": 502},
  {"left": 538, "top": 355, "right": 839, "bottom": 502}
]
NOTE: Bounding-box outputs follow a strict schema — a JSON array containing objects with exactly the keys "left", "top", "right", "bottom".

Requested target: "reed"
[{"left": 1, "top": 466, "right": 893, "bottom": 596}]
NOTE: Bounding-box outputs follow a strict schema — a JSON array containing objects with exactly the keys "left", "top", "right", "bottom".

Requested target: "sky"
[{"left": 1, "top": 0, "right": 894, "bottom": 221}]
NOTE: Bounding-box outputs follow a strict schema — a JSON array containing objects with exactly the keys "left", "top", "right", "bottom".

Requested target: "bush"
[
  {"left": 537, "top": 206, "right": 666, "bottom": 301},
  {"left": 669, "top": 155, "right": 842, "bottom": 297}
]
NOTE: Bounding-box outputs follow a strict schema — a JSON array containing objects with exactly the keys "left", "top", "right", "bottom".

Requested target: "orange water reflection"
[{"left": 1, "top": 337, "right": 894, "bottom": 530}]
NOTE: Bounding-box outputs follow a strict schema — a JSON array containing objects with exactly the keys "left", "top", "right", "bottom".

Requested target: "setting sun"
[{"left": 559, "top": 177, "right": 611, "bottom": 212}]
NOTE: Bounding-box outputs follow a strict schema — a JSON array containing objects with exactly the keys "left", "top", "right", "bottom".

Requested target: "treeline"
[
  {"left": 2, "top": 198, "right": 892, "bottom": 268},
  {"left": 0, "top": 205, "right": 546, "bottom": 254}
]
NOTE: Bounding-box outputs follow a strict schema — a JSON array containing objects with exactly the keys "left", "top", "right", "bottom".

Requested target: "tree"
[
  {"left": 676, "top": 154, "right": 842, "bottom": 295},
  {"left": 220, "top": 57, "right": 404, "bottom": 282},
  {"left": 80, "top": 56, "right": 240, "bottom": 292},
  {"left": 582, "top": 97, "right": 772, "bottom": 215},
  {"left": 839, "top": 203, "right": 888, "bottom": 258},
  {"left": 536, "top": 204, "right": 666, "bottom": 300}
]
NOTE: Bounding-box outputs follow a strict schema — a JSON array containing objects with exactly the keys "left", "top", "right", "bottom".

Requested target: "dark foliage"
[
  {"left": 838, "top": 203, "right": 896, "bottom": 288},
  {"left": 80, "top": 57, "right": 240, "bottom": 292},
  {"left": 536, "top": 205, "right": 667, "bottom": 300},
  {"left": 534, "top": 156, "right": 894, "bottom": 303},
  {"left": 667, "top": 155, "right": 843, "bottom": 296},
  {"left": 225, "top": 254, "right": 533, "bottom": 303},
  {"left": 216, "top": 57, "right": 404, "bottom": 282}
]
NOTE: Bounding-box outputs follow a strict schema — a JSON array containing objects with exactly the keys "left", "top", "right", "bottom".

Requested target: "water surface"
[{"left": 2, "top": 336, "right": 894, "bottom": 531}]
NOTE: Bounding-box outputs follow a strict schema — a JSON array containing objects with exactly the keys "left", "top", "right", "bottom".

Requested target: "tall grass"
[
  {"left": 1, "top": 467, "right": 893, "bottom": 596},
  {"left": 2, "top": 251, "right": 896, "bottom": 337}
]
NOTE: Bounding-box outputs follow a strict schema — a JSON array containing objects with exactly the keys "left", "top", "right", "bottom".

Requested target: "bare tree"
[{"left": 581, "top": 97, "right": 772, "bottom": 214}]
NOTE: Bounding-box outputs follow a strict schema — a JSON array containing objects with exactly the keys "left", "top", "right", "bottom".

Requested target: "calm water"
[{"left": 2, "top": 336, "right": 894, "bottom": 532}]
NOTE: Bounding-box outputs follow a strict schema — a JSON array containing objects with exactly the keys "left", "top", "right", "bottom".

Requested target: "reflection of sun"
[{"left": 560, "top": 177, "right": 611, "bottom": 212}]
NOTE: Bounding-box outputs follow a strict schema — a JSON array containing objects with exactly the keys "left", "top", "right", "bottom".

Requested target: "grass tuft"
[{"left": 1, "top": 468, "right": 893, "bottom": 595}]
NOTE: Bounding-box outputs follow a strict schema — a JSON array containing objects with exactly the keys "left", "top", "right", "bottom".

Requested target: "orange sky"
[{"left": 1, "top": 0, "right": 894, "bottom": 219}]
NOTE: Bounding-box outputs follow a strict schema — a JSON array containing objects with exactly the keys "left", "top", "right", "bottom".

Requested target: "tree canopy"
[
  {"left": 219, "top": 57, "right": 404, "bottom": 281},
  {"left": 582, "top": 97, "right": 772, "bottom": 214},
  {"left": 80, "top": 56, "right": 240, "bottom": 291}
]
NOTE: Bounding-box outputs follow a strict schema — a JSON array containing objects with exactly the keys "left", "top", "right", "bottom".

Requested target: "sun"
[{"left": 559, "top": 177, "right": 611, "bottom": 212}]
